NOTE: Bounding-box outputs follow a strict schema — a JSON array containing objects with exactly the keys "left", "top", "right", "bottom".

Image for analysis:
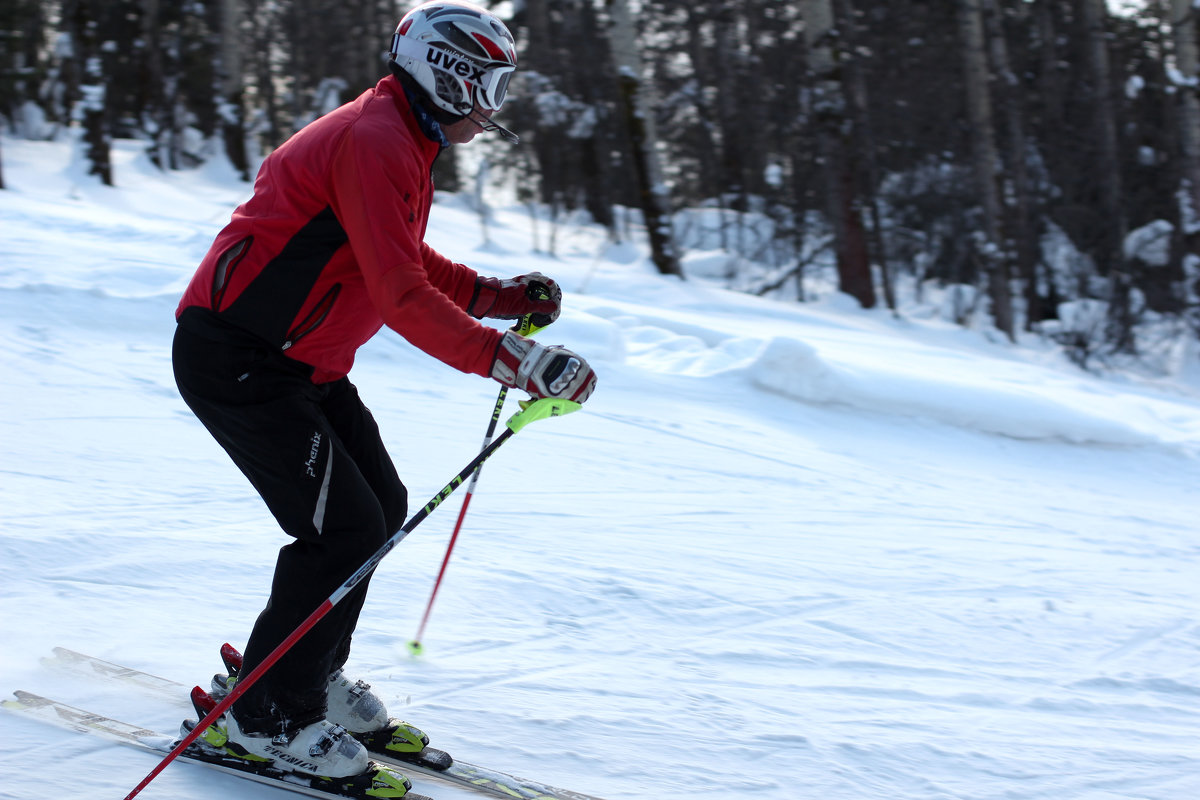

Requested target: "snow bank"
[
  {"left": 747, "top": 336, "right": 1177, "bottom": 447},
  {"left": 578, "top": 304, "right": 1200, "bottom": 450}
]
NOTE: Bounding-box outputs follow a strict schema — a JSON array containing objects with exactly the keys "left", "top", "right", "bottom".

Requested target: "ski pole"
[
  {"left": 406, "top": 383, "right": 506, "bottom": 656},
  {"left": 122, "top": 396, "right": 580, "bottom": 800},
  {"left": 408, "top": 305, "right": 553, "bottom": 656}
]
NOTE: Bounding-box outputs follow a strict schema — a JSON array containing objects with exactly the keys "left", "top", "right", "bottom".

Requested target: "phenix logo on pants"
[{"left": 304, "top": 431, "right": 322, "bottom": 478}]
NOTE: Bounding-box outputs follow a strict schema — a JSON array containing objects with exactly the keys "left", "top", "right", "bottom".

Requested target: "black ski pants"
[{"left": 172, "top": 311, "right": 407, "bottom": 733}]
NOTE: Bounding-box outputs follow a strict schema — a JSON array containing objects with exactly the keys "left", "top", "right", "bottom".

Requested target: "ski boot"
[
  {"left": 183, "top": 686, "right": 414, "bottom": 798},
  {"left": 212, "top": 643, "right": 439, "bottom": 764}
]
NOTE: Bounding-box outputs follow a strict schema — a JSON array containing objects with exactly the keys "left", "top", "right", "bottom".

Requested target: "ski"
[
  {"left": 45, "top": 647, "right": 609, "bottom": 800},
  {"left": 49, "top": 646, "right": 183, "bottom": 696},
  {"left": 2, "top": 690, "right": 430, "bottom": 800}
]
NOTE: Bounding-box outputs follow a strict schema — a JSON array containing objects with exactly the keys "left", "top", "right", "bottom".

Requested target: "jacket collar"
[{"left": 381, "top": 74, "right": 449, "bottom": 150}]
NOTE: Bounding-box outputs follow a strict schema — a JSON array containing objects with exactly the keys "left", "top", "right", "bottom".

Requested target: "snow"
[
  {"left": 1124, "top": 220, "right": 1173, "bottom": 267},
  {"left": 2, "top": 134, "right": 1200, "bottom": 800}
]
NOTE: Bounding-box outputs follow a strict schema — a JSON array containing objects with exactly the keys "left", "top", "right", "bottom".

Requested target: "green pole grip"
[{"left": 506, "top": 397, "right": 582, "bottom": 434}]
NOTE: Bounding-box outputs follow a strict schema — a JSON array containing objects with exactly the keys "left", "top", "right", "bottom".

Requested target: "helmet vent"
[
  {"left": 432, "top": 20, "right": 490, "bottom": 61},
  {"left": 432, "top": 70, "right": 467, "bottom": 110}
]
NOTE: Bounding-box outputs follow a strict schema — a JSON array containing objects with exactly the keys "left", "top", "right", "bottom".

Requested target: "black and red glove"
[
  {"left": 489, "top": 331, "right": 597, "bottom": 404},
  {"left": 468, "top": 272, "right": 561, "bottom": 329}
]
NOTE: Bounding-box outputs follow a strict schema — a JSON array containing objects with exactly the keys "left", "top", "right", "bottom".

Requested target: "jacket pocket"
[
  {"left": 282, "top": 284, "right": 341, "bottom": 351},
  {"left": 210, "top": 236, "right": 253, "bottom": 310}
]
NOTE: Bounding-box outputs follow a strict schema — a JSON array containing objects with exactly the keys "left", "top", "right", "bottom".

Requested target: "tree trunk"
[
  {"left": 574, "top": 0, "right": 616, "bottom": 232},
  {"left": 1170, "top": 0, "right": 1200, "bottom": 221},
  {"left": 1079, "top": 0, "right": 1134, "bottom": 349},
  {"left": 1080, "top": 0, "right": 1127, "bottom": 272},
  {"left": 520, "top": 0, "right": 560, "bottom": 210},
  {"left": 802, "top": 0, "right": 875, "bottom": 308},
  {"left": 245, "top": 0, "right": 281, "bottom": 151},
  {"left": 956, "top": 0, "right": 1014, "bottom": 339},
  {"left": 218, "top": 0, "right": 250, "bottom": 180},
  {"left": 713, "top": 1, "right": 744, "bottom": 206},
  {"left": 141, "top": 0, "right": 171, "bottom": 169},
  {"left": 605, "top": 0, "right": 682, "bottom": 278},
  {"left": 682, "top": 4, "right": 723, "bottom": 203},
  {"left": 67, "top": 0, "right": 112, "bottom": 185},
  {"left": 984, "top": 0, "right": 1039, "bottom": 330},
  {"left": 839, "top": 0, "right": 895, "bottom": 311}
]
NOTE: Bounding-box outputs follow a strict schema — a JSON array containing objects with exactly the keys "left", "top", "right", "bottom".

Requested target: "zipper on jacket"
[
  {"left": 282, "top": 284, "right": 341, "bottom": 351},
  {"left": 210, "top": 236, "right": 253, "bottom": 310}
]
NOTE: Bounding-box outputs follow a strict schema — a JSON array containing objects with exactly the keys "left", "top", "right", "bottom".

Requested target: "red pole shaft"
[
  {"left": 409, "top": 388, "right": 502, "bottom": 651},
  {"left": 411, "top": 491, "right": 473, "bottom": 646}
]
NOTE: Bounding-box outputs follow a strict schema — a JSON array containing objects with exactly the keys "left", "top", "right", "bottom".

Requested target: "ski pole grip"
[
  {"left": 507, "top": 397, "right": 581, "bottom": 434},
  {"left": 519, "top": 281, "right": 555, "bottom": 336},
  {"left": 512, "top": 314, "right": 542, "bottom": 337}
]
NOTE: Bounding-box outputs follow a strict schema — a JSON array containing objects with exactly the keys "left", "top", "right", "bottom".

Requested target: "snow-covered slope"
[{"left": 2, "top": 136, "right": 1198, "bottom": 800}]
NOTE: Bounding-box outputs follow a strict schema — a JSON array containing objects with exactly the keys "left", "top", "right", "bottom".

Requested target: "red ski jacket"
[{"left": 176, "top": 75, "right": 501, "bottom": 384}]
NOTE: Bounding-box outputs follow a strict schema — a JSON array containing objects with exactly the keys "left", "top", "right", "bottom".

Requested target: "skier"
[{"left": 171, "top": 0, "right": 596, "bottom": 783}]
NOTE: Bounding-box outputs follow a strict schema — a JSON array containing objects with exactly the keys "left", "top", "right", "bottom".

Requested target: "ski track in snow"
[{"left": 2, "top": 135, "right": 1199, "bottom": 800}]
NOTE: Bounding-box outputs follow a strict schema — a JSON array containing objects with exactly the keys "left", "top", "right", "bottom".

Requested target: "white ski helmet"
[{"left": 389, "top": 2, "right": 517, "bottom": 118}]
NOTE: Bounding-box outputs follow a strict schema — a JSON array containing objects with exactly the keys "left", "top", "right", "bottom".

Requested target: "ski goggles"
[
  {"left": 392, "top": 36, "right": 515, "bottom": 112},
  {"left": 477, "top": 66, "right": 513, "bottom": 111}
]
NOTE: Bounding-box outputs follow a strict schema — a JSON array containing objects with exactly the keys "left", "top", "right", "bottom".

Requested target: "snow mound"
[
  {"left": 612, "top": 322, "right": 1199, "bottom": 450},
  {"left": 565, "top": 287, "right": 1200, "bottom": 452},
  {"left": 747, "top": 336, "right": 1198, "bottom": 449},
  {"left": 622, "top": 324, "right": 761, "bottom": 377}
]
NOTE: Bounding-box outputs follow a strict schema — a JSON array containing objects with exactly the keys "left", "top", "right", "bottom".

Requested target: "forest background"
[{"left": 1, "top": 0, "right": 1198, "bottom": 372}]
